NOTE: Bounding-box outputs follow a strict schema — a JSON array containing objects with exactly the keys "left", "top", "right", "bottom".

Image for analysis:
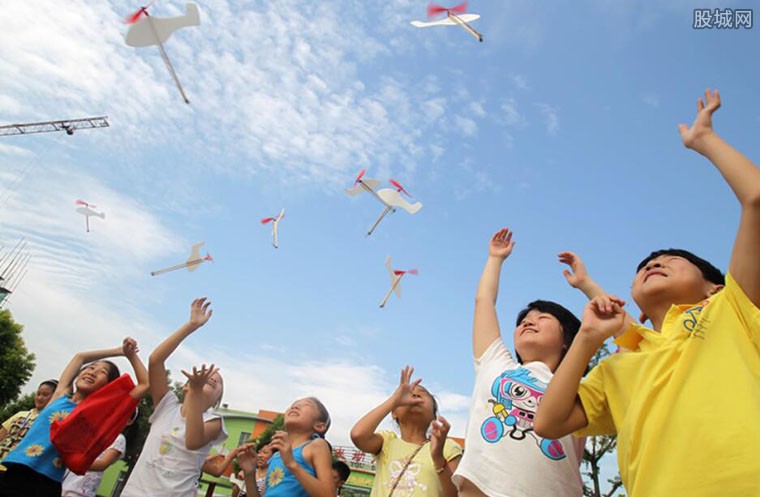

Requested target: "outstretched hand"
[
  {"left": 558, "top": 251, "right": 589, "bottom": 289},
  {"left": 489, "top": 228, "right": 515, "bottom": 260},
  {"left": 122, "top": 337, "right": 140, "bottom": 358},
  {"left": 579, "top": 295, "right": 627, "bottom": 347},
  {"left": 181, "top": 364, "right": 219, "bottom": 392},
  {"left": 391, "top": 366, "right": 424, "bottom": 409},
  {"left": 429, "top": 415, "right": 451, "bottom": 460},
  {"left": 678, "top": 89, "right": 721, "bottom": 152},
  {"left": 188, "top": 298, "right": 213, "bottom": 329},
  {"left": 236, "top": 444, "right": 258, "bottom": 474}
]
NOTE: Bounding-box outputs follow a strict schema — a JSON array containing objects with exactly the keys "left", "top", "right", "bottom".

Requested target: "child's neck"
[
  {"left": 287, "top": 430, "right": 315, "bottom": 447},
  {"left": 71, "top": 391, "right": 87, "bottom": 403},
  {"left": 399, "top": 422, "right": 429, "bottom": 445},
  {"left": 520, "top": 352, "right": 561, "bottom": 373}
]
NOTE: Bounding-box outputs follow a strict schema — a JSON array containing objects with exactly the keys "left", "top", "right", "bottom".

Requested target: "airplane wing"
[
  {"left": 410, "top": 14, "right": 479, "bottom": 28},
  {"left": 186, "top": 242, "right": 205, "bottom": 271},
  {"left": 344, "top": 178, "right": 381, "bottom": 196},
  {"left": 125, "top": 3, "right": 200, "bottom": 48},
  {"left": 376, "top": 189, "right": 422, "bottom": 214}
]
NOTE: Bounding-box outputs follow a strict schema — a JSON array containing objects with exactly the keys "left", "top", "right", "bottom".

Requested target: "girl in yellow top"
[{"left": 351, "top": 366, "right": 462, "bottom": 497}]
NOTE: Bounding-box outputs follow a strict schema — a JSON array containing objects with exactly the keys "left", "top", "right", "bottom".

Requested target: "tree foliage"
[
  {"left": 0, "top": 309, "right": 36, "bottom": 407},
  {"left": 0, "top": 393, "right": 34, "bottom": 424}
]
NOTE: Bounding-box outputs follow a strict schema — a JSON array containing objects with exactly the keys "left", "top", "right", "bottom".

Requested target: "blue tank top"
[
  {"left": 264, "top": 441, "right": 316, "bottom": 497},
  {"left": 3, "top": 395, "right": 77, "bottom": 482}
]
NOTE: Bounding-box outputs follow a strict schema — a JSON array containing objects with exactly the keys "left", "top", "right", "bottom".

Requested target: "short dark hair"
[
  {"left": 38, "top": 379, "right": 59, "bottom": 390},
  {"left": 515, "top": 300, "right": 581, "bottom": 364},
  {"left": 332, "top": 460, "right": 350, "bottom": 481},
  {"left": 306, "top": 397, "right": 331, "bottom": 436},
  {"left": 636, "top": 249, "right": 724, "bottom": 286},
  {"left": 80, "top": 361, "right": 121, "bottom": 384}
]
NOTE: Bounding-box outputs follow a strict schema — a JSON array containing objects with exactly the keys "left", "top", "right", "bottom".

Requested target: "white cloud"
[
  {"left": 641, "top": 94, "right": 660, "bottom": 108},
  {"left": 454, "top": 115, "right": 478, "bottom": 137},
  {"left": 509, "top": 74, "right": 529, "bottom": 90},
  {"left": 501, "top": 97, "right": 527, "bottom": 127},
  {"left": 536, "top": 103, "right": 559, "bottom": 136}
]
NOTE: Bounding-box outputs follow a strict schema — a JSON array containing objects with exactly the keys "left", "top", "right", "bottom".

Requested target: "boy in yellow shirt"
[{"left": 535, "top": 89, "right": 760, "bottom": 497}]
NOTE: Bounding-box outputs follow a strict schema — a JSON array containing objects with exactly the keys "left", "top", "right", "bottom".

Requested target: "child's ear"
[
  {"left": 706, "top": 284, "right": 724, "bottom": 297},
  {"left": 314, "top": 421, "right": 327, "bottom": 434}
]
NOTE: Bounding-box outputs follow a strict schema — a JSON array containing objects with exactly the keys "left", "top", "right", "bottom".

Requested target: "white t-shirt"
[
  {"left": 61, "top": 434, "right": 127, "bottom": 497},
  {"left": 121, "top": 392, "right": 228, "bottom": 497},
  {"left": 452, "top": 339, "right": 584, "bottom": 497}
]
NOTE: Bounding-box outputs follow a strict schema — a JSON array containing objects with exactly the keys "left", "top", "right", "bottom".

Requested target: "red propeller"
[
  {"left": 124, "top": 2, "right": 154, "bottom": 24},
  {"left": 261, "top": 217, "right": 275, "bottom": 224},
  {"left": 427, "top": 1, "right": 468, "bottom": 18},
  {"left": 389, "top": 179, "right": 412, "bottom": 197},
  {"left": 394, "top": 269, "right": 419, "bottom": 276},
  {"left": 204, "top": 253, "right": 213, "bottom": 262},
  {"left": 353, "top": 168, "right": 367, "bottom": 186},
  {"left": 75, "top": 199, "right": 95, "bottom": 208}
]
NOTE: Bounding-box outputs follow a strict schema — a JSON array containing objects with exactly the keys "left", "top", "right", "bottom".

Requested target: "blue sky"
[{"left": 1, "top": 0, "right": 757, "bottom": 489}]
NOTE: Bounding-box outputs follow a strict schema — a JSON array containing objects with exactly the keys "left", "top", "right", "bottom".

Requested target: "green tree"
[
  {"left": 0, "top": 392, "right": 34, "bottom": 423},
  {"left": 582, "top": 343, "right": 626, "bottom": 497},
  {"left": 0, "top": 309, "right": 35, "bottom": 407},
  {"left": 250, "top": 414, "right": 284, "bottom": 449}
]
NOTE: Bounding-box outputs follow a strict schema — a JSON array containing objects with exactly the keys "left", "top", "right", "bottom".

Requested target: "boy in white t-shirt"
[{"left": 452, "top": 228, "right": 585, "bottom": 497}]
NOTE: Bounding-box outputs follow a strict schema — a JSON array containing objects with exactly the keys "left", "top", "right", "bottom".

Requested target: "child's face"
[
  {"left": 34, "top": 384, "right": 55, "bottom": 411},
  {"left": 332, "top": 469, "right": 345, "bottom": 489},
  {"left": 202, "top": 371, "right": 224, "bottom": 408},
  {"left": 513, "top": 309, "right": 564, "bottom": 360},
  {"left": 257, "top": 444, "right": 273, "bottom": 467},
  {"left": 393, "top": 385, "right": 436, "bottom": 424},
  {"left": 632, "top": 255, "right": 717, "bottom": 308},
  {"left": 74, "top": 361, "right": 112, "bottom": 394},
  {"left": 284, "top": 398, "right": 326, "bottom": 433}
]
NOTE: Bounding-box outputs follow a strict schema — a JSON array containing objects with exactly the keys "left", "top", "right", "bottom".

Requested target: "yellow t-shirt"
[
  {"left": 370, "top": 431, "right": 462, "bottom": 497},
  {"left": 577, "top": 274, "right": 760, "bottom": 497}
]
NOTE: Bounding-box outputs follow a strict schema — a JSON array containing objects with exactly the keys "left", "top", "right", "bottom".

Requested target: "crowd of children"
[{"left": 0, "top": 89, "right": 757, "bottom": 497}]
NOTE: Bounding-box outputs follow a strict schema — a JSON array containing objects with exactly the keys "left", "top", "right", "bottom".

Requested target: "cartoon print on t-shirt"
[
  {"left": 480, "top": 367, "right": 567, "bottom": 460},
  {"left": 386, "top": 457, "right": 427, "bottom": 496}
]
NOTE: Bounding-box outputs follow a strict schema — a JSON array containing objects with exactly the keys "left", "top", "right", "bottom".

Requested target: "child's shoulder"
[{"left": 304, "top": 437, "right": 331, "bottom": 457}]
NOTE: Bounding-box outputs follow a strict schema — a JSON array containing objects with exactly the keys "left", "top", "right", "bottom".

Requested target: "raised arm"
[
  {"left": 182, "top": 364, "right": 223, "bottom": 451},
  {"left": 559, "top": 251, "right": 634, "bottom": 338},
  {"left": 429, "top": 416, "right": 461, "bottom": 497},
  {"left": 202, "top": 445, "right": 247, "bottom": 477},
  {"left": 535, "top": 296, "right": 626, "bottom": 439},
  {"left": 680, "top": 89, "right": 760, "bottom": 306},
  {"left": 54, "top": 344, "right": 125, "bottom": 402},
  {"left": 122, "top": 338, "right": 149, "bottom": 399},
  {"left": 473, "top": 228, "right": 515, "bottom": 358},
  {"left": 149, "top": 298, "right": 213, "bottom": 406},
  {"left": 350, "top": 366, "right": 424, "bottom": 455},
  {"left": 238, "top": 445, "right": 262, "bottom": 497}
]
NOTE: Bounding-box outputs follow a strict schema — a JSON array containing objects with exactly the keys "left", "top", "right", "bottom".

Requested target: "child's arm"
[
  {"left": 429, "top": 415, "right": 461, "bottom": 497},
  {"left": 53, "top": 344, "right": 126, "bottom": 402},
  {"left": 202, "top": 445, "right": 247, "bottom": 477},
  {"left": 680, "top": 89, "right": 760, "bottom": 306},
  {"left": 350, "top": 366, "right": 424, "bottom": 455},
  {"left": 559, "top": 251, "right": 635, "bottom": 338},
  {"left": 122, "top": 338, "right": 149, "bottom": 399},
  {"left": 181, "top": 364, "right": 223, "bottom": 451},
  {"left": 473, "top": 228, "right": 515, "bottom": 358},
  {"left": 238, "top": 445, "right": 262, "bottom": 497},
  {"left": 534, "top": 296, "right": 626, "bottom": 439},
  {"left": 272, "top": 433, "right": 334, "bottom": 497},
  {"left": 149, "top": 298, "right": 213, "bottom": 406},
  {"left": 87, "top": 447, "right": 124, "bottom": 472}
]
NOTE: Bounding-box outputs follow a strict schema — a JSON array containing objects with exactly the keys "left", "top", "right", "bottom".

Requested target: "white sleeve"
[
  {"left": 474, "top": 337, "right": 518, "bottom": 373},
  {"left": 148, "top": 391, "right": 179, "bottom": 424}
]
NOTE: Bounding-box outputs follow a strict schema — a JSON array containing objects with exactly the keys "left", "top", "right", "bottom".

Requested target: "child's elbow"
[{"left": 533, "top": 413, "right": 557, "bottom": 439}]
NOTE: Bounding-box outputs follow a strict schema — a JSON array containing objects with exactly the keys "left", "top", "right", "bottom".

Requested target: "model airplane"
[
  {"left": 124, "top": 3, "right": 200, "bottom": 103},
  {"left": 380, "top": 256, "right": 418, "bottom": 308},
  {"left": 344, "top": 169, "right": 422, "bottom": 236},
  {"left": 261, "top": 208, "right": 285, "bottom": 249},
  {"left": 411, "top": 2, "right": 483, "bottom": 42},
  {"left": 151, "top": 242, "right": 212, "bottom": 276},
  {"left": 75, "top": 200, "right": 105, "bottom": 233}
]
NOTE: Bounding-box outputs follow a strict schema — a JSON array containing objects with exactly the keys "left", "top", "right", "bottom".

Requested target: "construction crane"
[
  {"left": 0, "top": 116, "right": 109, "bottom": 137},
  {"left": 0, "top": 238, "right": 30, "bottom": 308}
]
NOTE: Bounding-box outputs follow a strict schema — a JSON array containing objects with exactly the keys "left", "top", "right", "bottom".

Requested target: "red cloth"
[{"left": 51, "top": 374, "right": 139, "bottom": 475}]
